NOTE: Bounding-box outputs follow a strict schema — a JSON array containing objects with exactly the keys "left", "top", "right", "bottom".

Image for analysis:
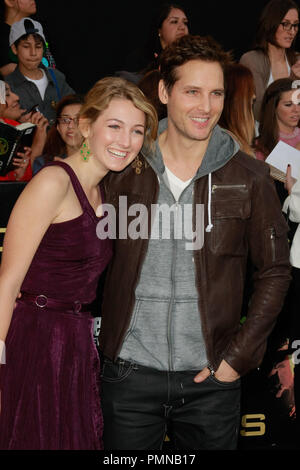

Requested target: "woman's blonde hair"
[{"left": 79, "top": 76, "right": 158, "bottom": 152}]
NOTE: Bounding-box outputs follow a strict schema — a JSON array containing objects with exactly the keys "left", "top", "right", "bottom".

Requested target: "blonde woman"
[{"left": 0, "top": 76, "right": 158, "bottom": 450}]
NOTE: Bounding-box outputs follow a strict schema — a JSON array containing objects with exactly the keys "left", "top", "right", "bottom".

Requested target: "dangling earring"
[{"left": 80, "top": 139, "right": 91, "bottom": 162}]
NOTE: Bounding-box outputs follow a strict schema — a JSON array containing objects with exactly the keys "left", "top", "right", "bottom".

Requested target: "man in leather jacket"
[{"left": 99, "top": 35, "right": 291, "bottom": 450}]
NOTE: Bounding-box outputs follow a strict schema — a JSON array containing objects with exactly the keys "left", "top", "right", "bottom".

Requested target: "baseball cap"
[{"left": 9, "top": 18, "right": 46, "bottom": 46}]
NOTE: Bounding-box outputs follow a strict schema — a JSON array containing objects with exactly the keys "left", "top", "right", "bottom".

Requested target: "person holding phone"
[
  {"left": 0, "top": 77, "right": 31, "bottom": 180},
  {"left": 5, "top": 18, "right": 74, "bottom": 123},
  {"left": 0, "top": 77, "right": 49, "bottom": 180}
]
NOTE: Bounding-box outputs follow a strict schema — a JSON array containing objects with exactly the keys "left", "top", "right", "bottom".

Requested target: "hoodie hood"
[{"left": 143, "top": 117, "right": 240, "bottom": 179}]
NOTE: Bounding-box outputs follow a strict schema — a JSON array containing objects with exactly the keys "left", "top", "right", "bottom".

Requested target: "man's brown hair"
[{"left": 159, "top": 34, "right": 232, "bottom": 93}]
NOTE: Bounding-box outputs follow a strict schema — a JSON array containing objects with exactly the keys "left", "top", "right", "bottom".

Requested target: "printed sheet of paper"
[{"left": 265, "top": 140, "right": 300, "bottom": 179}]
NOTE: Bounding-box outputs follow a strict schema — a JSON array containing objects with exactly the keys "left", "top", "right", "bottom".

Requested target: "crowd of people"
[{"left": 0, "top": 0, "right": 300, "bottom": 451}]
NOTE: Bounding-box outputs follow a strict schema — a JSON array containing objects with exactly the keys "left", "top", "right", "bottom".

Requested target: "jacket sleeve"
[
  {"left": 223, "top": 169, "right": 291, "bottom": 376},
  {"left": 240, "top": 51, "right": 268, "bottom": 121},
  {"left": 53, "top": 69, "right": 75, "bottom": 97}
]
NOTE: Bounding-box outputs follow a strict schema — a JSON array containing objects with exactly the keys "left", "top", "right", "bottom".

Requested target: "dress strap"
[{"left": 45, "top": 161, "right": 95, "bottom": 216}]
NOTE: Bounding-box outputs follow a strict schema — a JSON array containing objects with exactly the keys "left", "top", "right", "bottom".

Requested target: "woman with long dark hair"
[
  {"left": 240, "top": 0, "right": 300, "bottom": 121},
  {"left": 255, "top": 77, "right": 300, "bottom": 204},
  {"left": 33, "top": 94, "right": 84, "bottom": 174},
  {"left": 117, "top": 3, "right": 190, "bottom": 83},
  {"left": 255, "top": 77, "right": 300, "bottom": 159}
]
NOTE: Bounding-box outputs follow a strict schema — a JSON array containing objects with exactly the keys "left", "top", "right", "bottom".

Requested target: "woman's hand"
[
  {"left": 285, "top": 164, "right": 297, "bottom": 194},
  {"left": 29, "top": 113, "right": 49, "bottom": 160}
]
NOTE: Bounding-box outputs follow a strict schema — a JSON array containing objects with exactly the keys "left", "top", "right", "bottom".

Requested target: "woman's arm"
[
  {"left": 283, "top": 165, "right": 300, "bottom": 222},
  {"left": 28, "top": 113, "right": 49, "bottom": 162},
  {"left": 0, "top": 166, "right": 70, "bottom": 342}
]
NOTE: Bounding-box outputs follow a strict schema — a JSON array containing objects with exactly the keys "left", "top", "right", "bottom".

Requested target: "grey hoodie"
[{"left": 119, "top": 119, "right": 240, "bottom": 371}]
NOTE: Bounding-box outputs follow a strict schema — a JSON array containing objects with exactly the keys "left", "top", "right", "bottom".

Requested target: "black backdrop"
[
  {"left": 2, "top": 1, "right": 300, "bottom": 450},
  {"left": 34, "top": 0, "right": 300, "bottom": 95}
]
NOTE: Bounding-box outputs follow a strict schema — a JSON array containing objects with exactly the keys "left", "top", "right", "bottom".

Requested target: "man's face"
[
  {"left": 12, "top": 35, "right": 44, "bottom": 72},
  {"left": 159, "top": 59, "right": 225, "bottom": 144}
]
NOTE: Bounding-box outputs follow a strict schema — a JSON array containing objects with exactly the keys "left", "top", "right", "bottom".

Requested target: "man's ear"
[
  {"left": 11, "top": 44, "right": 17, "bottom": 56},
  {"left": 158, "top": 79, "right": 169, "bottom": 105},
  {"left": 4, "top": 0, "right": 16, "bottom": 8}
]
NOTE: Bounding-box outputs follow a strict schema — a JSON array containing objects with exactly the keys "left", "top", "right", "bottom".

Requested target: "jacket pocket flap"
[{"left": 213, "top": 199, "right": 251, "bottom": 219}]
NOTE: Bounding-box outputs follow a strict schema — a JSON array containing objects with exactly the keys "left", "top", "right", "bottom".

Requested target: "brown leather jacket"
[{"left": 100, "top": 150, "right": 291, "bottom": 376}]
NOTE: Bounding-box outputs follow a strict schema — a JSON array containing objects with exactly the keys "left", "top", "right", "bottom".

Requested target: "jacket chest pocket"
[{"left": 210, "top": 185, "right": 251, "bottom": 256}]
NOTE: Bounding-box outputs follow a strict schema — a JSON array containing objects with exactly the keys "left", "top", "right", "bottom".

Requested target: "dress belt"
[{"left": 20, "top": 292, "right": 93, "bottom": 313}]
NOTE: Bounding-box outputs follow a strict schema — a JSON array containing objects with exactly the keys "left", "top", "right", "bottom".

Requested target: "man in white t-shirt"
[{"left": 5, "top": 18, "right": 74, "bottom": 123}]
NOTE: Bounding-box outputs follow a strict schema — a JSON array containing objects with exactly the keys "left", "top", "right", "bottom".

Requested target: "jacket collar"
[
  {"left": 144, "top": 118, "right": 240, "bottom": 181},
  {"left": 9, "top": 63, "right": 54, "bottom": 86}
]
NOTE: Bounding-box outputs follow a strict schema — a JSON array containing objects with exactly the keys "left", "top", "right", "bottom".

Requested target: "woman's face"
[
  {"left": 159, "top": 7, "right": 189, "bottom": 49},
  {"left": 81, "top": 98, "right": 146, "bottom": 174},
  {"left": 275, "top": 8, "right": 299, "bottom": 49},
  {"left": 276, "top": 89, "right": 300, "bottom": 133},
  {"left": 16, "top": 0, "right": 37, "bottom": 16},
  {"left": 2, "top": 83, "right": 24, "bottom": 120},
  {"left": 57, "top": 104, "right": 82, "bottom": 151}
]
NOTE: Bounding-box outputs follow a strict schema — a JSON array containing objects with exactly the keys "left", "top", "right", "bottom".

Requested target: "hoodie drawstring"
[{"left": 205, "top": 173, "right": 214, "bottom": 233}]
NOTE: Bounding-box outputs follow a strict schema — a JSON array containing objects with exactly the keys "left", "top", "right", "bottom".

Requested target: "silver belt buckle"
[{"left": 35, "top": 295, "right": 48, "bottom": 308}]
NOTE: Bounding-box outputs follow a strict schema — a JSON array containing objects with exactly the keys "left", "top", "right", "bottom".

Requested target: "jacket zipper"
[
  {"left": 270, "top": 227, "right": 276, "bottom": 262},
  {"left": 211, "top": 184, "right": 247, "bottom": 193},
  {"left": 115, "top": 170, "right": 158, "bottom": 359},
  {"left": 167, "top": 200, "right": 179, "bottom": 372}
]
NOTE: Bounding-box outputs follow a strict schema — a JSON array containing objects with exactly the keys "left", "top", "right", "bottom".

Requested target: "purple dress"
[{"left": 0, "top": 161, "right": 112, "bottom": 450}]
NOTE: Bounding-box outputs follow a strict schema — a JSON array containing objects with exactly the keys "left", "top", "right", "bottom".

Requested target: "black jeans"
[{"left": 101, "top": 357, "right": 241, "bottom": 450}]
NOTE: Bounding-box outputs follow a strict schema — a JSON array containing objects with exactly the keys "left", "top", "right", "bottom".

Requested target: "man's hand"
[{"left": 194, "top": 359, "right": 240, "bottom": 383}]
